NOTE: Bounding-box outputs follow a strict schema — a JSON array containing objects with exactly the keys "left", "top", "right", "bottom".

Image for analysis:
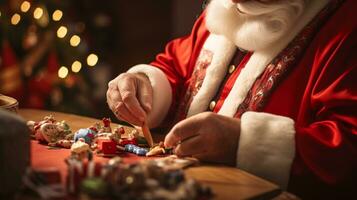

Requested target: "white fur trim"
[
  {"left": 238, "top": 112, "right": 296, "bottom": 189},
  {"left": 216, "top": 0, "right": 329, "bottom": 117},
  {"left": 187, "top": 34, "right": 236, "bottom": 117},
  {"left": 218, "top": 51, "right": 272, "bottom": 116},
  {"left": 128, "top": 64, "right": 172, "bottom": 128}
]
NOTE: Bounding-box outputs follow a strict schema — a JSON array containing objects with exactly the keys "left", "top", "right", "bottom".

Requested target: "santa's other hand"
[{"left": 164, "top": 112, "right": 240, "bottom": 166}]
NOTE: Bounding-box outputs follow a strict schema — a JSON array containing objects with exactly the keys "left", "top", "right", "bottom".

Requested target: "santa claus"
[{"left": 107, "top": 0, "right": 356, "bottom": 198}]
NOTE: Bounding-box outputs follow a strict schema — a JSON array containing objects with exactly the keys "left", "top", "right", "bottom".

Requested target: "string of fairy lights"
[{"left": 4, "top": 1, "right": 99, "bottom": 79}]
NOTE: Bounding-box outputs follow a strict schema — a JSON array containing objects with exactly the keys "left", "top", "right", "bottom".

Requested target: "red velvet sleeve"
[
  {"left": 150, "top": 12, "right": 210, "bottom": 117},
  {"left": 294, "top": 26, "right": 357, "bottom": 188}
]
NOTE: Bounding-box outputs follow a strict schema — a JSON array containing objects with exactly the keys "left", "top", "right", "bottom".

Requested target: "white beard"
[{"left": 206, "top": 0, "right": 307, "bottom": 51}]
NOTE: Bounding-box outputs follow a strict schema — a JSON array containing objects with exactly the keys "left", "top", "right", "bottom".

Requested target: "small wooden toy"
[
  {"left": 27, "top": 115, "right": 73, "bottom": 146},
  {"left": 124, "top": 144, "right": 148, "bottom": 156},
  {"left": 97, "top": 139, "right": 117, "bottom": 155},
  {"left": 40, "top": 123, "right": 62, "bottom": 144},
  {"left": 146, "top": 142, "right": 166, "bottom": 157}
]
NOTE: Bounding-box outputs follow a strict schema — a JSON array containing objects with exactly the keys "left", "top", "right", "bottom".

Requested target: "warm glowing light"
[
  {"left": 20, "top": 1, "right": 31, "bottom": 13},
  {"left": 57, "top": 26, "right": 68, "bottom": 38},
  {"left": 52, "top": 10, "right": 63, "bottom": 21},
  {"left": 70, "top": 35, "right": 81, "bottom": 47},
  {"left": 11, "top": 14, "right": 21, "bottom": 25},
  {"left": 33, "top": 7, "right": 43, "bottom": 19},
  {"left": 87, "top": 54, "right": 98, "bottom": 66},
  {"left": 58, "top": 66, "right": 69, "bottom": 79},
  {"left": 71, "top": 61, "right": 82, "bottom": 73}
]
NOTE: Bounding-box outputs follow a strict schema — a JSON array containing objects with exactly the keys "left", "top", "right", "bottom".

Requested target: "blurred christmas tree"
[{"left": 0, "top": 0, "right": 101, "bottom": 116}]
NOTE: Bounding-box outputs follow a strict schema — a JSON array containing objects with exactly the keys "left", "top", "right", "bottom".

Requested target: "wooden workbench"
[{"left": 20, "top": 109, "right": 295, "bottom": 200}]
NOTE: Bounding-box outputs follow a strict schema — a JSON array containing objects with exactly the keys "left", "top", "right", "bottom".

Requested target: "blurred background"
[{"left": 0, "top": 0, "right": 203, "bottom": 120}]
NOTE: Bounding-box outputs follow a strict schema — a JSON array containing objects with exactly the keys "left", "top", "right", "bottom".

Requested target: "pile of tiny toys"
[
  {"left": 27, "top": 115, "right": 73, "bottom": 148},
  {"left": 65, "top": 155, "right": 212, "bottom": 200},
  {"left": 27, "top": 115, "right": 172, "bottom": 157},
  {"left": 26, "top": 115, "right": 213, "bottom": 199}
]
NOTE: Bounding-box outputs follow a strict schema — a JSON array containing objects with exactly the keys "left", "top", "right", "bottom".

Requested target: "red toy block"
[{"left": 98, "top": 139, "right": 117, "bottom": 154}]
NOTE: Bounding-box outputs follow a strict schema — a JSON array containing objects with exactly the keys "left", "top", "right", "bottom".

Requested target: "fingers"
[
  {"left": 174, "top": 135, "right": 207, "bottom": 157},
  {"left": 106, "top": 80, "right": 120, "bottom": 111},
  {"left": 164, "top": 114, "right": 203, "bottom": 147},
  {"left": 137, "top": 74, "right": 153, "bottom": 113},
  {"left": 117, "top": 75, "right": 146, "bottom": 123},
  {"left": 115, "top": 102, "right": 143, "bottom": 125},
  {"left": 107, "top": 73, "right": 152, "bottom": 125}
]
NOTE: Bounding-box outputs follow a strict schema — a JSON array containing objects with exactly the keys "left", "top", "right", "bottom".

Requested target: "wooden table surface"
[{"left": 19, "top": 109, "right": 286, "bottom": 200}]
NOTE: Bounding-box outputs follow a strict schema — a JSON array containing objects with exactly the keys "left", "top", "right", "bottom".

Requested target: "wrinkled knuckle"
[
  {"left": 108, "top": 80, "right": 116, "bottom": 88},
  {"left": 117, "top": 73, "right": 127, "bottom": 79},
  {"left": 116, "top": 102, "right": 125, "bottom": 110},
  {"left": 121, "top": 92, "right": 134, "bottom": 103},
  {"left": 120, "top": 73, "right": 135, "bottom": 81}
]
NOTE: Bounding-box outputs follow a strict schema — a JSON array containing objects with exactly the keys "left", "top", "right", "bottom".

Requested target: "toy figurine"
[
  {"left": 40, "top": 123, "right": 63, "bottom": 144},
  {"left": 32, "top": 115, "right": 56, "bottom": 132},
  {"left": 146, "top": 142, "right": 166, "bottom": 157},
  {"left": 99, "top": 118, "right": 112, "bottom": 133},
  {"left": 56, "top": 121, "right": 72, "bottom": 135},
  {"left": 74, "top": 127, "right": 97, "bottom": 144},
  {"left": 128, "top": 129, "right": 139, "bottom": 139},
  {"left": 70, "top": 139, "right": 91, "bottom": 160},
  {"left": 27, "top": 116, "right": 73, "bottom": 147},
  {"left": 118, "top": 129, "right": 139, "bottom": 146},
  {"left": 117, "top": 125, "right": 125, "bottom": 135},
  {"left": 111, "top": 126, "right": 123, "bottom": 143}
]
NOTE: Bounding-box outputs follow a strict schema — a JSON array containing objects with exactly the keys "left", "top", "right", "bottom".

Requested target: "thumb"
[{"left": 137, "top": 74, "right": 153, "bottom": 113}]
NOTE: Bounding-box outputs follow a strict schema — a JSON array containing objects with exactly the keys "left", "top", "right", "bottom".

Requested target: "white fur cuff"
[
  {"left": 128, "top": 64, "right": 172, "bottom": 128},
  {"left": 237, "top": 112, "right": 296, "bottom": 189}
]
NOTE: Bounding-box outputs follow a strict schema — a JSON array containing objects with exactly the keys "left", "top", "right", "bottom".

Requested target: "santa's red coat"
[{"left": 128, "top": 0, "right": 357, "bottom": 198}]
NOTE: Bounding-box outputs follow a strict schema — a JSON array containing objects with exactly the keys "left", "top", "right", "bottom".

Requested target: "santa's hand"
[
  {"left": 164, "top": 112, "right": 240, "bottom": 165},
  {"left": 106, "top": 73, "right": 153, "bottom": 126}
]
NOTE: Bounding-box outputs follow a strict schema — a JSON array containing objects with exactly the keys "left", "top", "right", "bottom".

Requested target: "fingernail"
[{"left": 145, "top": 103, "right": 152, "bottom": 111}]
